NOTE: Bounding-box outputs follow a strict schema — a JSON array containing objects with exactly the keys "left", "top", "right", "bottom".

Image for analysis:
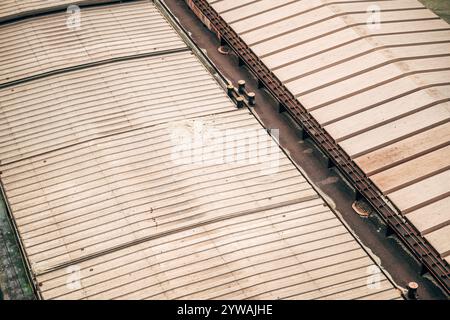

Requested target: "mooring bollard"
[
  {"left": 407, "top": 282, "right": 418, "bottom": 300},
  {"left": 238, "top": 80, "right": 246, "bottom": 94},
  {"left": 247, "top": 92, "right": 256, "bottom": 106},
  {"left": 227, "top": 84, "right": 234, "bottom": 98},
  {"left": 236, "top": 96, "right": 244, "bottom": 109}
]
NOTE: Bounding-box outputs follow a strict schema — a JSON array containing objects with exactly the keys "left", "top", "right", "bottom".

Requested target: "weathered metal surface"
[
  {"left": 0, "top": 1, "right": 187, "bottom": 85},
  {"left": 0, "top": 0, "right": 402, "bottom": 299},
  {"left": 0, "top": 0, "right": 118, "bottom": 23},
  {"left": 191, "top": 0, "right": 450, "bottom": 294},
  {"left": 2, "top": 105, "right": 398, "bottom": 299}
]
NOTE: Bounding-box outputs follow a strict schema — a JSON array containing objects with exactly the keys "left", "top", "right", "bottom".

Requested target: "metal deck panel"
[
  {"left": 207, "top": 0, "right": 450, "bottom": 261},
  {"left": 387, "top": 170, "right": 450, "bottom": 214},
  {"left": 244, "top": 263, "right": 393, "bottom": 300},
  {"left": 323, "top": 85, "right": 450, "bottom": 142},
  {"left": 0, "top": 1, "right": 186, "bottom": 85},
  {"left": 0, "top": 109, "right": 314, "bottom": 272},
  {"left": 33, "top": 200, "right": 397, "bottom": 300},
  {"left": 272, "top": 31, "right": 450, "bottom": 83},
  {"left": 354, "top": 123, "right": 450, "bottom": 175},
  {"left": 0, "top": 104, "right": 401, "bottom": 299},
  {"left": 0, "top": 0, "right": 76, "bottom": 21},
  {"left": 0, "top": 0, "right": 116, "bottom": 23},
  {"left": 263, "top": 20, "right": 449, "bottom": 73},
  {"left": 425, "top": 225, "right": 450, "bottom": 261},
  {"left": 0, "top": 51, "right": 233, "bottom": 164},
  {"left": 338, "top": 103, "right": 450, "bottom": 158},
  {"left": 369, "top": 146, "right": 450, "bottom": 194},
  {"left": 406, "top": 197, "right": 450, "bottom": 235}
]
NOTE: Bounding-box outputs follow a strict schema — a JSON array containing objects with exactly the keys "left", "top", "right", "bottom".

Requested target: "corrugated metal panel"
[
  {"left": 1, "top": 109, "right": 399, "bottom": 299},
  {"left": 34, "top": 199, "right": 391, "bottom": 300},
  {"left": 0, "top": 61, "right": 400, "bottom": 299},
  {"left": 0, "top": 1, "right": 401, "bottom": 299},
  {"left": 0, "top": 0, "right": 74, "bottom": 21},
  {"left": 208, "top": 0, "right": 450, "bottom": 262},
  {"left": 1, "top": 109, "right": 307, "bottom": 271},
  {"left": 0, "top": 0, "right": 114, "bottom": 23},
  {"left": 0, "top": 1, "right": 187, "bottom": 85},
  {"left": 0, "top": 51, "right": 227, "bottom": 164}
]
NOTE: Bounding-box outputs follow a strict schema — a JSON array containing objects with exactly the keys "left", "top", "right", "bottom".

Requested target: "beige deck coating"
[
  {"left": 0, "top": 1, "right": 401, "bottom": 299},
  {"left": 0, "top": 0, "right": 116, "bottom": 23},
  {"left": 0, "top": 1, "right": 186, "bottom": 84},
  {"left": 207, "top": 0, "right": 450, "bottom": 262}
]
